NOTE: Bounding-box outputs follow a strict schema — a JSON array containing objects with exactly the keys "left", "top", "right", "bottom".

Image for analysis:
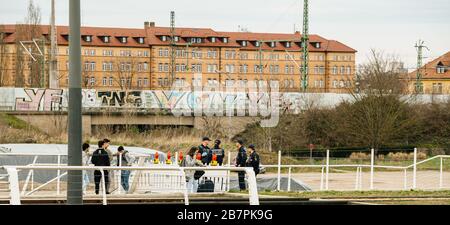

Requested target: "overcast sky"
[{"left": 1, "top": 0, "right": 449, "bottom": 69}]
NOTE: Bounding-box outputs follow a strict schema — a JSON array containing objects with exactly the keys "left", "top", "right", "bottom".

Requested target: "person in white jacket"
[
  {"left": 81, "top": 143, "right": 92, "bottom": 194},
  {"left": 182, "top": 146, "right": 204, "bottom": 193}
]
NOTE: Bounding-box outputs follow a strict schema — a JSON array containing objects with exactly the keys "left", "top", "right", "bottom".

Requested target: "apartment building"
[{"left": 0, "top": 22, "right": 356, "bottom": 92}]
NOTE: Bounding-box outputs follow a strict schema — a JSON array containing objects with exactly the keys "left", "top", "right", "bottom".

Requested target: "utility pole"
[
  {"left": 414, "top": 40, "right": 429, "bottom": 94},
  {"left": 67, "top": 0, "right": 82, "bottom": 205},
  {"left": 49, "top": 0, "right": 59, "bottom": 88},
  {"left": 301, "top": 0, "right": 309, "bottom": 92},
  {"left": 169, "top": 11, "right": 176, "bottom": 87}
]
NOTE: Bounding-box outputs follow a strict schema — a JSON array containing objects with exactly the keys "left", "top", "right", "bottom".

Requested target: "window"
[
  {"left": 89, "top": 77, "right": 95, "bottom": 86},
  {"left": 120, "top": 37, "right": 127, "bottom": 43},
  {"left": 346, "top": 66, "right": 352, "bottom": 74},
  {"left": 161, "top": 36, "right": 167, "bottom": 42},
  {"left": 102, "top": 77, "right": 107, "bottom": 86},
  {"left": 144, "top": 78, "right": 149, "bottom": 87},
  {"left": 319, "top": 66, "right": 325, "bottom": 74},
  {"left": 285, "top": 42, "right": 291, "bottom": 48},
  {"left": 432, "top": 83, "right": 443, "bottom": 94},
  {"left": 255, "top": 41, "right": 260, "bottom": 47},
  {"left": 240, "top": 53, "right": 248, "bottom": 60},
  {"left": 174, "top": 36, "right": 180, "bottom": 42},
  {"left": 109, "top": 77, "right": 113, "bottom": 86},
  {"left": 240, "top": 64, "right": 248, "bottom": 74},
  {"left": 314, "top": 65, "right": 319, "bottom": 74},
  {"left": 241, "top": 41, "right": 247, "bottom": 47},
  {"left": 437, "top": 66, "right": 445, "bottom": 74},
  {"left": 103, "top": 36, "right": 110, "bottom": 43},
  {"left": 137, "top": 37, "right": 145, "bottom": 44},
  {"left": 207, "top": 50, "right": 217, "bottom": 58},
  {"left": 340, "top": 66, "right": 345, "bottom": 74},
  {"left": 223, "top": 37, "right": 228, "bottom": 43},
  {"left": 84, "top": 35, "right": 92, "bottom": 42},
  {"left": 332, "top": 66, "right": 338, "bottom": 75},
  {"left": 270, "top": 42, "right": 276, "bottom": 48},
  {"left": 211, "top": 37, "right": 216, "bottom": 43}
]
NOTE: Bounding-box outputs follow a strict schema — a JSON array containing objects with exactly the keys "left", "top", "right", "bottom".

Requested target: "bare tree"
[
  {"left": 15, "top": 0, "right": 43, "bottom": 87},
  {"left": 0, "top": 25, "right": 9, "bottom": 87},
  {"left": 115, "top": 56, "right": 139, "bottom": 90}
]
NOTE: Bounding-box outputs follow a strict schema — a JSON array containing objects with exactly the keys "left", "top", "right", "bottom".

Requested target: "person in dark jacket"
[
  {"left": 198, "top": 137, "right": 212, "bottom": 165},
  {"left": 91, "top": 140, "right": 111, "bottom": 195},
  {"left": 211, "top": 139, "right": 225, "bottom": 166},
  {"left": 235, "top": 139, "right": 247, "bottom": 191},
  {"left": 246, "top": 144, "right": 260, "bottom": 176}
]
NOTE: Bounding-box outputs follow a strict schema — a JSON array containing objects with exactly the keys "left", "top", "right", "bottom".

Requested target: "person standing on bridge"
[
  {"left": 198, "top": 137, "right": 212, "bottom": 165},
  {"left": 117, "top": 146, "right": 135, "bottom": 193},
  {"left": 211, "top": 139, "right": 225, "bottom": 166},
  {"left": 91, "top": 140, "right": 111, "bottom": 195},
  {"left": 82, "top": 143, "right": 92, "bottom": 194},
  {"left": 246, "top": 144, "right": 260, "bottom": 177},
  {"left": 182, "top": 146, "right": 204, "bottom": 193},
  {"left": 235, "top": 139, "right": 247, "bottom": 191},
  {"left": 103, "top": 138, "right": 114, "bottom": 193}
]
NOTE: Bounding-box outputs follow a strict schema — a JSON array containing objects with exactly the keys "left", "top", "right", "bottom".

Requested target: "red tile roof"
[
  {"left": 0, "top": 24, "right": 356, "bottom": 53},
  {"left": 407, "top": 51, "right": 450, "bottom": 80}
]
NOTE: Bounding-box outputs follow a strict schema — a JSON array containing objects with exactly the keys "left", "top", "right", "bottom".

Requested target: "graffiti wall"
[{"left": 0, "top": 87, "right": 358, "bottom": 113}]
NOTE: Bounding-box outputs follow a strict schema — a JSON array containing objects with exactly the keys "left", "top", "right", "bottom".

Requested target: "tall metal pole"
[
  {"left": 169, "top": 11, "right": 176, "bottom": 87},
  {"left": 414, "top": 40, "right": 428, "bottom": 94},
  {"left": 49, "top": 0, "right": 59, "bottom": 89},
  {"left": 301, "top": 0, "right": 309, "bottom": 92},
  {"left": 67, "top": 0, "right": 83, "bottom": 205}
]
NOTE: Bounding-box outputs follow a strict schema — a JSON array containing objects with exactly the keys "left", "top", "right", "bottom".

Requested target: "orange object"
[
  {"left": 155, "top": 152, "right": 159, "bottom": 160},
  {"left": 196, "top": 152, "right": 202, "bottom": 160},
  {"left": 179, "top": 151, "right": 183, "bottom": 161},
  {"left": 212, "top": 153, "right": 217, "bottom": 162},
  {"left": 167, "top": 151, "right": 171, "bottom": 160}
]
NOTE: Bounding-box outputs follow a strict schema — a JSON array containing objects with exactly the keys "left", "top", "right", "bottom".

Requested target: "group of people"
[
  {"left": 82, "top": 139, "right": 135, "bottom": 195},
  {"left": 81, "top": 137, "right": 260, "bottom": 195},
  {"left": 182, "top": 137, "right": 260, "bottom": 193}
]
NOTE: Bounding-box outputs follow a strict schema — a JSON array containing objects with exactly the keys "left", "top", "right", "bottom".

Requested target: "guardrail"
[{"left": 1, "top": 165, "right": 259, "bottom": 206}]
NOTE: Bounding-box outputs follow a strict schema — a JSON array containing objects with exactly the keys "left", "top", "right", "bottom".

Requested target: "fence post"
[
  {"left": 179, "top": 168, "right": 189, "bottom": 206},
  {"left": 404, "top": 168, "right": 407, "bottom": 190},
  {"left": 354, "top": 167, "right": 359, "bottom": 190},
  {"left": 226, "top": 151, "right": 231, "bottom": 192},
  {"left": 117, "top": 153, "right": 122, "bottom": 194},
  {"left": 175, "top": 152, "right": 179, "bottom": 165},
  {"left": 319, "top": 166, "right": 324, "bottom": 191},
  {"left": 246, "top": 168, "right": 260, "bottom": 205},
  {"left": 440, "top": 157, "right": 443, "bottom": 189},
  {"left": 359, "top": 166, "right": 363, "bottom": 190},
  {"left": 57, "top": 154, "right": 61, "bottom": 195},
  {"left": 370, "top": 148, "right": 374, "bottom": 190},
  {"left": 277, "top": 151, "right": 281, "bottom": 191},
  {"left": 100, "top": 169, "right": 107, "bottom": 205},
  {"left": 325, "top": 150, "right": 329, "bottom": 190},
  {"left": 413, "top": 148, "right": 417, "bottom": 189},
  {"left": 5, "top": 167, "right": 21, "bottom": 205},
  {"left": 287, "top": 167, "right": 292, "bottom": 192}
]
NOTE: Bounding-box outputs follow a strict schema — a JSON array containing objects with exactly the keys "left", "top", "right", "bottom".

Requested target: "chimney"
[
  {"left": 150, "top": 22, "right": 156, "bottom": 27},
  {"left": 144, "top": 21, "right": 150, "bottom": 27}
]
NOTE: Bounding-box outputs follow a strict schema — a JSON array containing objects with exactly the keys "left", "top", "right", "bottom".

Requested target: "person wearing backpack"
[
  {"left": 181, "top": 146, "right": 204, "bottom": 193},
  {"left": 117, "top": 146, "right": 135, "bottom": 193},
  {"left": 91, "top": 140, "right": 111, "bottom": 195},
  {"left": 246, "top": 144, "right": 260, "bottom": 176}
]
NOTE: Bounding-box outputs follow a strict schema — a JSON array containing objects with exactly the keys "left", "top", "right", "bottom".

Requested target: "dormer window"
[
  {"left": 119, "top": 37, "right": 127, "bottom": 44},
  {"left": 270, "top": 41, "right": 276, "bottom": 48},
  {"left": 437, "top": 63, "right": 446, "bottom": 74},
  {"left": 174, "top": 36, "right": 180, "bottom": 42},
  {"left": 211, "top": 37, "right": 216, "bottom": 43},
  {"left": 102, "top": 36, "right": 110, "bottom": 43},
  {"left": 285, "top": 42, "right": 291, "bottom": 48},
  {"left": 223, "top": 37, "right": 228, "bottom": 43},
  {"left": 83, "top": 35, "right": 92, "bottom": 42},
  {"left": 161, "top": 36, "right": 167, "bottom": 42},
  {"left": 241, "top": 41, "right": 247, "bottom": 47},
  {"left": 137, "top": 37, "right": 145, "bottom": 44},
  {"left": 312, "top": 42, "right": 321, "bottom": 48},
  {"left": 255, "top": 41, "right": 260, "bottom": 47}
]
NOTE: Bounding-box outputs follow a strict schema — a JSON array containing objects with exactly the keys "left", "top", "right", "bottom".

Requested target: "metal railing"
[
  {"left": 267, "top": 148, "right": 450, "bottom": 192},
  {"left": 2, "top": 165, "right": 259, "bottom": 206}
]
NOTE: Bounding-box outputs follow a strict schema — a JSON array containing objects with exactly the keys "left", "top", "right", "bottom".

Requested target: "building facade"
[
  {"left": 404, "top": 51, "right": 450, "bottom": 94},
  {"left": 0, "top": 23, "right": 356, "bottom": 93}
]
